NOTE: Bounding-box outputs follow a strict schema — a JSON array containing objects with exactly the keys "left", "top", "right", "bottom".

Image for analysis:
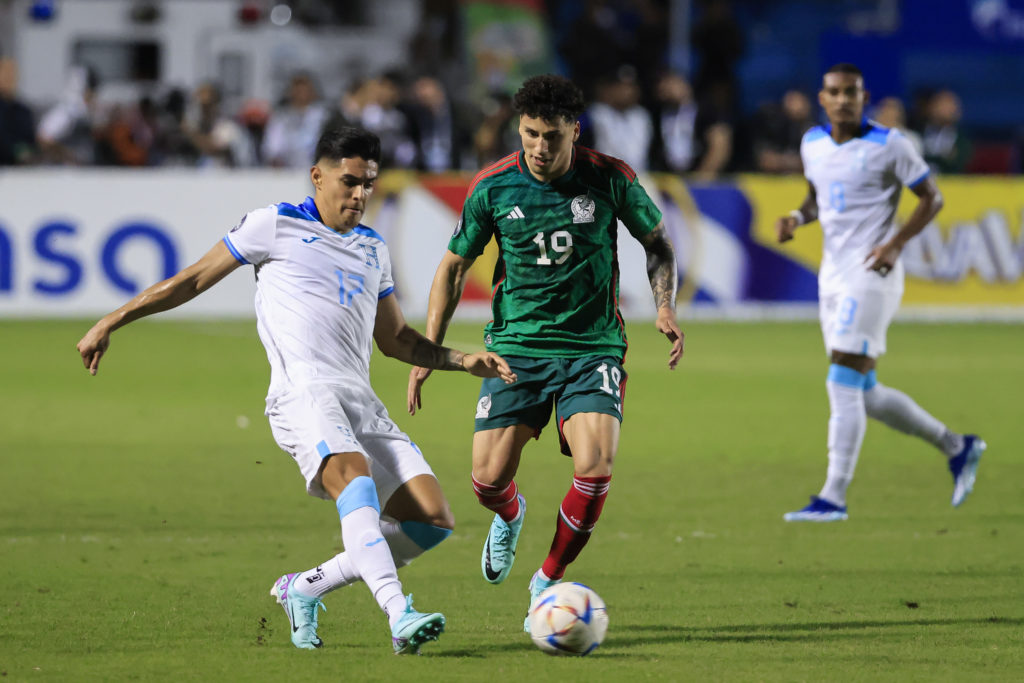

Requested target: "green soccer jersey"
[{"left": 449, "top": 146, "right": 663, "bottom": 359}]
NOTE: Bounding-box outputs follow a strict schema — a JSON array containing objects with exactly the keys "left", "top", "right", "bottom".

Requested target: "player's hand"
[
  {"left": 775, "top": 215, "right": 799, "bottom": 243},
  {"left": 76, "top": 322, "right": 111, "bottom": 376},
  {"left": 656, "top": 307, "right": 684, "bottom": 370},
  {"left": 462, "top": 352, "right": 518, "bottom": 384},
  {"left": 407, "top": 366, "right": 433, "bottom": 415},
  {"left": 864, "top": 241, "right": 901, "bottom": 277}
]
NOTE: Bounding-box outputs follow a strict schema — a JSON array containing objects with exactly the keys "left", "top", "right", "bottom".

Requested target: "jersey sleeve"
[
  {"left": 222, "top": 205, "right": 278, "bottom": 265},
  {"left": 447, "top": 186, "right": 494, "bottom": 259},
  {"left": 890, "top": 131, "right": 931, "bottom": 188},
  {"left": 617, "top": 175, "right": 663, "bottom": 240},
  {"left": 378, "top": 242, "right": 395, "bottom": 299}
]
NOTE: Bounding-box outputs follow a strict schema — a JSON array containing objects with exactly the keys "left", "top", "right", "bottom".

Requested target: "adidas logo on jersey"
[{"left": 505, "top": 206, "right": 525, "bottom": 220}]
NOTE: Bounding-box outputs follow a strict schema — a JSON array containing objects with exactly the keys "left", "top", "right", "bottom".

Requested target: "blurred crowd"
[{"left": 0, "top": 0, "right": 1014, "bottom": 176}]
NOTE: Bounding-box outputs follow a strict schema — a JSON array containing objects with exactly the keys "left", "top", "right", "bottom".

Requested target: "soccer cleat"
[
  {"left": 391, "top": 594, "right": 445, "bottom": 655},
  {"left": 523, "top": 569, "right": 560, "bottom": 633},
  {"left": 949, "top": 435, "right": 986, "bottom": 507},
  {"left": 783, "top": 496, "right": 849, "bottom": 522},
  {"left": 270, "top": 573, "right": 326, "bottom": 649},
  {"left": 481, "top": 494, "right": 526, "bottom": 585}
]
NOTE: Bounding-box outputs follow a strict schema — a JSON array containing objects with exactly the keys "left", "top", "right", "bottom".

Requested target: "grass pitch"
[{"left": 1, "top": 319, "right": 1021, "bottom": 681}]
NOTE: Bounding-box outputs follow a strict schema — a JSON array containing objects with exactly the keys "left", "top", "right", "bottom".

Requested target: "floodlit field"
[{"left": 2, "top": 319, "right": 1021, "bottom": 681}]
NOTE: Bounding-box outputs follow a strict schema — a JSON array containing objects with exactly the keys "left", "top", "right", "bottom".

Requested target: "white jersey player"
[
  {"left": 774, "top": 64, "right": 985, "bottom": 522},
  {"left": 77, "top": 127, "right": 517, "bottom": 653}
]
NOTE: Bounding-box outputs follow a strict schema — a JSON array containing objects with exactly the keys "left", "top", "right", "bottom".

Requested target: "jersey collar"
[
  {"left": 823, "top": 116, "right": 874, "bottom": 144},
  {"left": 517, "top": 148, "right": 577, "bottom": 187}
]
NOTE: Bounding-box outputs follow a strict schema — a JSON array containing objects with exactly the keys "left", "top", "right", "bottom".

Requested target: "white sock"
[
  {"left": 818, "top": 368, "right": 867, "bottom": 507},
  {"left": 292, "top": 518, "right": 440, "bottom": 598},
  {"left": 863, "top": 379, "right": 961, "bottom": 457},
  {"left": 341, "top": 505, "right": 407, "bottom": 627}
]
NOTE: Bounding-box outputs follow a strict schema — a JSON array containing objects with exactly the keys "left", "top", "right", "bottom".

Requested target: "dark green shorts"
[{"left": 474, "top": 355, "right": 627, "bottom": 456}]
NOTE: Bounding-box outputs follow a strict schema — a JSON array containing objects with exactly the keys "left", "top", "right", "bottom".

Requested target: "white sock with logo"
[
  {"left": 340, "top": 505, "right": 407, "bottom": 627},
  {"left": 818, "top": 367, "right": 867, "bottom": 507},
  {"left": 292, "top": 519, "right": 440, "bottom": 598}
]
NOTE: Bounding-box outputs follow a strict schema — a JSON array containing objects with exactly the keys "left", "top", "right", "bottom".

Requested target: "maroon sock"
[
  {"left": 541, "top": 475, "right": 611, "bottom": 580},
  {"left": 472, "top": 476, "right": 521, "bottom": 523}
]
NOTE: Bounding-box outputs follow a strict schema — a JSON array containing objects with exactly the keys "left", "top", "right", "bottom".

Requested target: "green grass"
[{"left": 1, "top": 319, "right": 1021, "bottom": 681}]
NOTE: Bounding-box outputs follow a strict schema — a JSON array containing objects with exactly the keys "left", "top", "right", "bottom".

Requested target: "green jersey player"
[{"left": 407, "top": 74, "right": 683, "bottom": 631}]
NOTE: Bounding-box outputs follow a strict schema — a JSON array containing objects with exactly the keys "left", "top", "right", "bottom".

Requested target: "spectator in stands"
[
  {"left": 872, "top": 96, "right": 923, "bottom": 155},
  {"left": 0, "top": 56, "right": 36, "bottom": 165},
  {"left": 920, "top": 89, "right": 972, "bottom": 174},
  {"left": 690, "top": 0, "right": 744, "bottom": 115},
  {"left": 184, "top": 82, "right": 255, "bottom": 168},
  {"left": 261, "top": 72, "right": 328, "bottom": 168},
  {"left": 750, "top": 89, "right": 815, "bottom": 174},
  {"left": 408, "top": 75, "right": 467, "bottom": 172},
  {"left": 560, "top": 0, "right": 633, "bottom": 101},
  {"left": 472, "top": 90, "right": 518, "bottom": 166},
  {"left": 36, "top": 65, "right": 103, "bottom": 165},
  {"left": 584, "top": 65, "right": 652, "bottom": 172},
  {"left": 648, "top": 71, "right": 733, "bottom": 180},
  {"left": 359, "top": 71, "right": 418, "bottom": 169},
  {"left": 103, "top": 99, "right": 156, "bottom": 167}
]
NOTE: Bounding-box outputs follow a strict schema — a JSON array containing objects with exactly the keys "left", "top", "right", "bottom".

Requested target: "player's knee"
[{"left": 400, "top": 519, "right": 453, "bottom": 551}]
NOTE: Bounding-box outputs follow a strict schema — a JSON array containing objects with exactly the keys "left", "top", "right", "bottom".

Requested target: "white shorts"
[
  {"left": 266, "top": 382, "right": 434, "bottom": 502},
  {"left": 819, "top": 288, "right": 901, "bottom": 359}
]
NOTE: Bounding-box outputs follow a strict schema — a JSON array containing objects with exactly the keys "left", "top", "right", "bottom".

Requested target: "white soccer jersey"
[
  {"left": 801, "top": 120, "right": 930, "bottom": 294},
  {"left": 223, "top": 196, "right": 394, "bottom": 400}
]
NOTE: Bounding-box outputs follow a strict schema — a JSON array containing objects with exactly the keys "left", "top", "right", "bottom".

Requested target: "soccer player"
[
  {"left": 76, "top": 126, "right": 517, "bottom": 653},
  {"left": 776, "top": 64, "right": 986, "bottom": 522},
  {"left": 406, "top": 74, "right": 684, "bottom": 630}
]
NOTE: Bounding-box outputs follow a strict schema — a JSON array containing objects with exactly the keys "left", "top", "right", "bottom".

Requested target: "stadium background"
[
  {"left": 1, "top": 0, "right": 1022, "bottom": 321},
  {"left": 2, "top": 2, "right": 1023, "bottom": 678}
]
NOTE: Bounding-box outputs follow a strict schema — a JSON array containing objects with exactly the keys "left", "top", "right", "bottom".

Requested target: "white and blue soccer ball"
[{"left": 528, "top": 582, "right": 608, "bottom": 656}]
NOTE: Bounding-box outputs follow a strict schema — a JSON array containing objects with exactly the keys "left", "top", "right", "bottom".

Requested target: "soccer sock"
[
  {"left": 472, "top": 475, "right": 522, "bottom": 523},
  {"left": 862, "top": 371, "right": 964, "bottom": 457},
  {"left": 818, "top": 365, "right": 867, "bottom": 507},
  {"left": 292, "top": 519, "right": 452, "bottom": 599},
  {"left": 334, "top": 476, "right": 406, "bottom": 627},
  {"left": 541, "top": 475, "right": 611, "bottom": 581}
]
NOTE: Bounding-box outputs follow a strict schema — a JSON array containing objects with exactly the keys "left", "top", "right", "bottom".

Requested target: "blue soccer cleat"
[
  {"left": 523, "top": 569, "right": 560, "bottom": 633},
  {"left": 783, "top": 496, "right": 849, "bottom": 522},
  {"left": 270, "top": 573, "right": 326, "bottom": 649},
  {"left": 391, "top": 594, "right": 445, "bottom": 655},
  {"left": 481, "top": 494, "right": 526, "bottom": 585},
  {"left": 949, "top": 435, "right": 986, "bottom": 507}
]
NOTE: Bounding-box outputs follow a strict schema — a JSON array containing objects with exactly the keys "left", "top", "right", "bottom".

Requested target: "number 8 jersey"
[
  {"left": 800, "top": 120, "right": 931, "bottom": 295},
  {"left": 449, "top": 147, "right": 662, "bottom": 360},
  {"left": 223, "top": 196, "right": 394, "bottom": 400}
]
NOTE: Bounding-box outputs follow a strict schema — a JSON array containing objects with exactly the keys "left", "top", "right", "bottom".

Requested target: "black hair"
[
  {"left": 825, "top": 63, "right": 863, "bottom": 78},
  {"left": 314, "top": 126, "right": 381, "bottom": 164},
  {"left": 512, "top": 74, "right": 586, "bottom": 124}
]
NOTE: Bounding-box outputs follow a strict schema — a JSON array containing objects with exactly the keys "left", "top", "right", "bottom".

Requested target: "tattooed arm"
[
  {"left": 374, "top": 292, "right": 516, "bottom": 380},
  {"left": 639, "top": 222, "right": 684, "bottom": 369}
]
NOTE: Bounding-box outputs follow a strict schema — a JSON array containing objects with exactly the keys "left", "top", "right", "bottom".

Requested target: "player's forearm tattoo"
[
  {"left": 409, "top": 336, "right": 465, "bottom": 372},
  {"left": 642, "top": 226, "right": 678, "bottom": 311}
]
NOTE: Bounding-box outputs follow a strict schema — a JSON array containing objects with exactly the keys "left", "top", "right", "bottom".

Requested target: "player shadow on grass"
[{"left": 611, "top": 617, "right": 1023, "bottom": 646}]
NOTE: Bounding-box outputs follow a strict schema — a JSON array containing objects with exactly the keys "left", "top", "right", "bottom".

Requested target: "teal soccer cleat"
[
  {"left": 482, "top": 494, "right": 526, "bottom": 584},
  {"left": 523, "top": 569, "right": 560, "bottom": 633},
  {"left": 391, "top": 595, "right": 445, "bottom": 655},
  {"left": 950, "top": 435, "right": 986, "bottom": 507},
  {"left": 270, "top": 573, "right": 326, "bottom": 649}
]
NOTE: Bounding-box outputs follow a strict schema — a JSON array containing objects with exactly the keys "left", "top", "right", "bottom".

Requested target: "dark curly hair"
[{"left": 512, "top": 74, "right": 586, "bottom": 124}]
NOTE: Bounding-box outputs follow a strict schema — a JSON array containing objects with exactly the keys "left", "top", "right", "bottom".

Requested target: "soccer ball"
[{"left": 528, "top": 582, "right": 608, "bottom": 656}]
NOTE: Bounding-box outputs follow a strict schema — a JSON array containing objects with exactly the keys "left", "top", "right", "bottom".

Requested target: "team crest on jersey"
[
  {"left": 476, "top": 394, "right": 492, "bottom": 419},
  {"left": 359, "top": 244, "right": 381, "bottom": 269},
  {"left": 571, "top": 195, "right": 596, "bottom": 223}
]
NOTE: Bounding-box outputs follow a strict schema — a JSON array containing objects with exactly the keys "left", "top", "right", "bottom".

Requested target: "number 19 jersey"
[{"left": 449, "top": 147, "right": 662, "bottom": 359}]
